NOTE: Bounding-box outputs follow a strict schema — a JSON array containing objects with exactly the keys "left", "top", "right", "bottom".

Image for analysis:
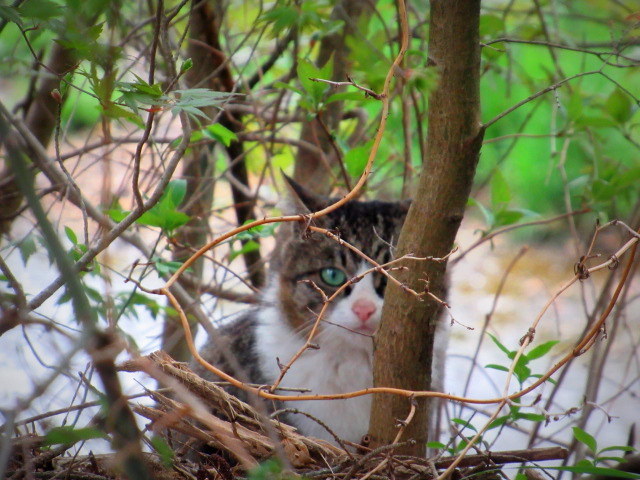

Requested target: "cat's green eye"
[{"left": 320, "top": 267, "right": 347, "bottom": 287}]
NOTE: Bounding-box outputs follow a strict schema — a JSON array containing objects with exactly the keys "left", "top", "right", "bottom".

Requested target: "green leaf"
[
  {"left": 573, "top": 426, "right": 598, "bottom": 454},
  {"left": 493, "top": 209, "right": 525, "bottom": 227},
  {"left": 530, "top": 373, "right": 557, "bottom": 385},
  {"left": 136, "top": 209, "right": 190, "bottom": 231},
  {"left": 576, "top": 114, "right": 618, "bottom": 128},
  {"left": 273, "top": 81, "right": 304, "bottom": 96},
  {"left": 151, "top": 436, "right": 174, "bottom": 467},
  {"left": 426, "top": 441, "right": 446, "bottom": 449},
  {"left": 485, "top": 363, "right": 509, "bottom": 373},
  {"left": 85, "top": 285, "right": 104, "bottom": 304},
  {"left": 568, "top": 174, "right": 590, "bottom": 191},
  {"left": 260, "top": 6, "right": 298, "bottom": 32},
  {"left": 64, "top": 226, "right": 78, "bottom": 245},
  {"left": 526, "top": 340, "right": 559, "bottom": 360},
  {"left": 107, "top": 208, "right": 128, "bottom": 222},
  {"left": 19, "top": 0, "right": 63, "bottom": 20},
  {"left": 248, "top": 459, "right": 285, "bottom": 480},
  {"left": 599, "top": 446, "right": 637, "bottom": 454},
  {"left": 567, "top": 91, "right": 584, "bottom": 121},
  {"left": 204, "top": 123, "right": 238, "bottom": 147},
  {"left": 180, "top": 58, "right": 193, "bottom": 73},
  {"left": 229, "top": 240, "right": 260, "bottom": 262},
  {"left": 615, "top": 167, "right": 640, "bottom": 190},
  {"left": 112, "top": 180, "right": 190, "bottom": 232},
  {"left": 592, "top": 178, "right": 618, "bottom": 202},
  {"left": 0, "top": 6, "right": 23, "bottom": 26},
  {"left": 479, "top": 14, "right": 505, "bottom": 37},
  {"left": 344, "top": 143, "right": 371, "bottom": 177},
  {"left": 605, "top": 88, "right": 633, "bottom": 123},
  {"left": 165, "top": 179, "right": 187, "bottom": 209},
  {"left": 155, "top": 259, "right": 185, "bottom": 277},
  {"left": 515, "top": 413, "right": 546, "bottom": 422},
  {"left": 487, "top": 333, "right": 511, "bottom": 356},
  {"left": 297, "top": 58, "right": 331, "bottom": 106},
  {"left": 129, "top": 74, "right": 163, "bottom": 97},
  {"left": 468, "top": 197, "right": 495, "bottom": 227},
  {"left": 451, "top": 418, "right": 477, "bottom": 432},
  {"left": 43, "top": 426, "right": 107, "bottom": 446},
  {"left": 18, "top": 236, "right": 37, "bottom": 264},
  {"left": 491, "top": 170, "right": 511, "bottom": 207},
  {"left": 171, "top": 89, "right": 237, "bottom": 119},
  {"left": 597, "top": 456, "right": 629, "bottom": 463},
  {"left": 482, "top": 41, "right": 505, "bottom": 60},
  {"left": 236, "top": 221, "right": 277, "bottom": 241},
  {"left": 102, "top": 103, "right": 145, "bottom": 128},
  {"left": 487, "top": 415, "right": 509, "bottom": 430},
  {"left": 514, "top": 361, "right": 532, "bottom": 384}
]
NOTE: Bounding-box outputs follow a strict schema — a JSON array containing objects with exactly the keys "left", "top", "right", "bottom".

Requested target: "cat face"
[{"left": 273, "top": 179, "right": 409, "bottom": 342}]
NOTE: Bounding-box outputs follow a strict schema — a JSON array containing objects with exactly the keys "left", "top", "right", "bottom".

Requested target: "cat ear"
[{"left": 280, "top": 173, "right": 329, "bottom": 215}]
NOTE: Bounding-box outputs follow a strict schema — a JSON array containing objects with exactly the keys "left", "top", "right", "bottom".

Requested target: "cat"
[{"left": 193, "top": 177, "right": 448, "bottom": 445}]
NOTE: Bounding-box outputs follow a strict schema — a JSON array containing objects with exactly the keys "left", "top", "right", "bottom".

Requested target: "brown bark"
[
  {"left": 0, "top": 44, "right": 76, "bottom": 236},
  {"left": 369, "top": 0, "right": 484, "bottom": 455},
  {"left": 187, "top": 0, "right": 265, "bottom": 288},
  {"left": 161, "top": 0, "right": 223, "bottom": 360},
  {"left": 293, "top": 1, "right": 373, "bottom": 195}
]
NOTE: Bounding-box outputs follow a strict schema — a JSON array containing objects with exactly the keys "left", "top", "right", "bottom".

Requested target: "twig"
[
  {"left": 131, "top": 0, "right": 163, "bottom": 215},
  {"left": 309, "top": 75, "right": 385, "bottom": 100},
  {"left": 0, "top": 254, "right": 27, "bottom": 311},
  {"left": 10, "top": 390, "right": 171, "bottom": 428},
  {"left": 452, "top": 209, "right": 589, "bottom": 265},
  {"left": 483, "top": 37, "right": 640, "bottom": 66},
  {"left": 159, "top": 223, "right": 639, "bottom": 406},
  {"left": 341, "top": 441, "right": 417, "bottom": 480},
  {"left": 483, "top": 71, "right": 600, "bottom": 129},
  {"left": 434, "top": 446, "right": 569, "bottom": 468},
  {"left": 360, "top": 398, "right": 418, "bottom": 480},
  {"left": 271, "top": 408, "right": 354, "bottom": 457},
  {"left": 437, "top": 400, "right": 507, "bottom": 480}
]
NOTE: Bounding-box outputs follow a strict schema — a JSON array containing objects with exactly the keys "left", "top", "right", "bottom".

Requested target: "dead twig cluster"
[{"left": 3, "top": 350, "right": 566, "bottom": 480}]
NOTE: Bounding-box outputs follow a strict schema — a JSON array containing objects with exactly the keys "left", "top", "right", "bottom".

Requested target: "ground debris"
[{"left": 6, "top": 351, "right": 568, "bottom": 480}]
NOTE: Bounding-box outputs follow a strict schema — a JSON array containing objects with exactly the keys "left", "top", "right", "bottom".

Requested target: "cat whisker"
[{"left": 320, "top": 319, "right": 375, "bottom": 338}]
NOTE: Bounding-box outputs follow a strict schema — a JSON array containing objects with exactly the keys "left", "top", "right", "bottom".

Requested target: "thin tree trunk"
[
  {"left": 189, "top": 0, "right": 265, "bottom": 288},
  {"left": 0, "top": 44, "right": 76, "bottom": 236},
  {"left": 161, "top": 0, "right": 222, "bottom": 360},
  {"left": 369, "top": 0, "right": 484, "bottom": 456}
]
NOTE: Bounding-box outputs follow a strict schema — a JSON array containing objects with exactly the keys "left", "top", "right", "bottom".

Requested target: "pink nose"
[{"left": 352, "top": 299, "right": 377, "bottom": 323}]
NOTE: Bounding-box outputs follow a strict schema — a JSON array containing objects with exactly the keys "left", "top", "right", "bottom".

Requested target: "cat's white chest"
[{"left": 255, "top": 306, "right": 373, "bottom": 444}]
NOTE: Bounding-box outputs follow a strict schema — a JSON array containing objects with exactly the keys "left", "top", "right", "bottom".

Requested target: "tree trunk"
[
  {"left": 0, "top": 44, "right": 76, "bottom": 236},
  {"left": 369, "top": 0, "right": 484, "bottom": 456},
  {"left": 161, "top": 0, "right": 223, "bottom": 360}
]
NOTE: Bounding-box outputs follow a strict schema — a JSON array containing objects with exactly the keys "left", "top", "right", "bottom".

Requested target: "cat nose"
[{"left": 352, "top": 299, "right": 377, "bottom": 323}]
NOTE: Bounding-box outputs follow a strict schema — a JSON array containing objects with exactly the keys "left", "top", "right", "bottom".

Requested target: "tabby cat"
[{"left": 194, "top": 178, "right": 447, "bottom": 445}]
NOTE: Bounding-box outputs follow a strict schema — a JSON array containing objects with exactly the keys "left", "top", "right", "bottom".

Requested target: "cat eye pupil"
[{"left": 320, "top": 267, "right": 347, "bottom": 287}]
